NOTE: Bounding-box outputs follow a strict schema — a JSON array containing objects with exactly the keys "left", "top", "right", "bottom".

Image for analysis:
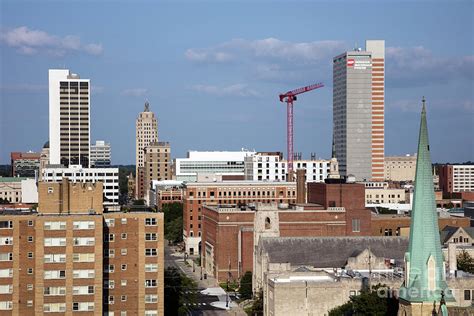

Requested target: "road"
[{"left": 164, "top": 241, "right": 229, "bottom": 316}]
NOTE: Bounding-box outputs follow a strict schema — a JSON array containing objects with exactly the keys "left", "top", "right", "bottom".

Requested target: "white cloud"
[
  {"left": 0, "top": 26, "right": 103, "bottom": 56},
  {"left": 121, "top": 88, "right": 148, "bottom": 97},
  {"left": 185, "top": 38, "right": 345, "bottom": 64},
  {"left": 192, "top": 83, "right": 260, "bottom": 97}
]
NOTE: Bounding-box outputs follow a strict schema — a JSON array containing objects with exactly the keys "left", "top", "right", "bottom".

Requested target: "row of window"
[{"left": 44, "top": 269, "right": 95, "bottom": 279}]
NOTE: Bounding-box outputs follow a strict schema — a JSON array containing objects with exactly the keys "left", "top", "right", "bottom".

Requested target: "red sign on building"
[{"left": 347, "top": 59, "right": 355, "bottom": 67}]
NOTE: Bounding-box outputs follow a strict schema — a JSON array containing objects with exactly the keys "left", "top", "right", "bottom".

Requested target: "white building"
[
  {"left": 244, "top": 152, "right": 335, "bottom": 182},
  {"left": 90, "top": 140, "right": 111, "bottom": 167},
  {"left": 0, "top": 177, "right": 38, "bottom": 204},
  {"left": 49, "top": 69, "right": 91, "bottom": 167},
  {"left": 41, "top": 165, "right": 119, "bottom": 207},
  {"left": 175, "top": 150, "right": 256, "bottom": 182}
]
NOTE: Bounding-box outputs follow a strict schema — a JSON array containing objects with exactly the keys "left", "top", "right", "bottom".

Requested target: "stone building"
[{"left": 384, "top": 155, "right": 417, "bottom": 182}]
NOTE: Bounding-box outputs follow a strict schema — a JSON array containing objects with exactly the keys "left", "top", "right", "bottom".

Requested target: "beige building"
[
  {"left": 135, "top": 102, "right": 158, "bottom": 199},
  {"left": 144, "top": 142, "right": 171, "bottom": 201},
  {"left": 384, "top": 155, "right": 417, "bottom": 182},
  {"left": 365, "top": 187, "right": 406, "bottom": 204},
  {"left": 0, "top": 178, "right": 25, "bottom": 204},
  {"left": 0, "top": 180, "right": 164, "bottom": 315}
]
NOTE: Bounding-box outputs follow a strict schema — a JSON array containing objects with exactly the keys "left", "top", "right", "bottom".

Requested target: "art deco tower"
[{"left": 135, "top": 101, "right": 158, "bottom": 199}]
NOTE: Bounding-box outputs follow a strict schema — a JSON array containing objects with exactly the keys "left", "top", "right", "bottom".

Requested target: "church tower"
[{"left": 398, "top": 98, "right": 453, "bottom": 315}]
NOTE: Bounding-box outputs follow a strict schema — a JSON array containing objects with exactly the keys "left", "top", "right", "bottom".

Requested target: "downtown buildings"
[
  {"left": 90, "top": 141, "right": 111, "bottom": 168},
  {"left": 48, "top": 69, "right": 91, "bottom": 168},
  {"left": 333, "top": 40, "right": 385, "bottom": 181}
]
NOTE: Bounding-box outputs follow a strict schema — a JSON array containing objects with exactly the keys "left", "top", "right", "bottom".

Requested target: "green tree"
[
  {"left": 328, "top": 284, "right": 398, "bottom": 316},
  {"left": 239, "top": 271, "right": 253, "bottom": 300},
  {"left": 457, "top": 250, "right": 474, "bottom": 274},
  {"left": 163, "top": 203, "right": 184, "bottom": 243},
  {"left": 164, "top": 267, "right": 197, "bottom": 315},
  {"left": 133, "top": 199, "right": 145, "bottom": 206},
  {"left": 245, "top": 290, "right": 263, "bottom": 316}
]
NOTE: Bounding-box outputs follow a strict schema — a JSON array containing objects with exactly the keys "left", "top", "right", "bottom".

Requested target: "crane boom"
[{"left": 278, "top": 82, "right": 324, "bottom": 179}]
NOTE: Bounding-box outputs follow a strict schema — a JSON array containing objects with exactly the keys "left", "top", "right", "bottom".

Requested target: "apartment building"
[
  {"left": 144, "top": 142, "right": 171, "bottom": 203},
  {"left": 183, "top": 181, "right": 296, "bottom": 254},
  {"left": 0, "top": 180, "right": 164, "bottom": 315},
  {"left": 49, "top": 69, "right": 90, "bottom": 168},
  {"left": 243, "top": 152, "right": 335, "bottom": 182},
  {"left": 438, "top": 164, "right": 474, "bottom": 194}
]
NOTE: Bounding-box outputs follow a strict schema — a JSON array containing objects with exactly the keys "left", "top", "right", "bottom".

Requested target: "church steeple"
[{"left": 399, "top": 98, "right": 453, "bottom": 307}]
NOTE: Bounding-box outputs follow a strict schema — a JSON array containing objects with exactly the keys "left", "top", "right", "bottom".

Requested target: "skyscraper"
[
  {"left": 135, "top": 102, "right": 158, "bottom": 199},
  {"left": 49, "top": 69, "right": 90, "bottom": 167},
  {"left": 333, "top": 40, "right": 385, "bottom": 181}
]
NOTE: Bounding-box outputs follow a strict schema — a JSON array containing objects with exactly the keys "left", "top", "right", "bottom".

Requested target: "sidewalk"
[{"left": 174, "top": 255, "right": 247, "bottom": 315}]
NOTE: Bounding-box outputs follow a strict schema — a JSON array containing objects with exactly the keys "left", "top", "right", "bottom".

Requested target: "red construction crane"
[{"left": 279, "top": 82, "right": 324, "bottom": 178}]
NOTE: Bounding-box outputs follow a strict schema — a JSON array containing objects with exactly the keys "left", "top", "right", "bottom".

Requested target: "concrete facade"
[
  {"left": 333, "top": 40, "right": 385, "bottom": 181},
  {"left": 49, "top": 69, "right": 90, "bottom": 168},
  {"left": 438, "top": 164, "right": 474, "bottom": 194},
  {"left": 89, "top": 141, "right": 111, "bottom": 168},
  {"left": 144, "top": 142, "right": 171, "bottom": 204},
  {"left": 10, "top": 152, "right": 41, "bottom": 178}
]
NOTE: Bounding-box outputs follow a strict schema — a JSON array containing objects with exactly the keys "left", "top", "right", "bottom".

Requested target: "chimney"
[
  {"left": 296, "top": 169, "right": 306, "bottom": 204},
  {"left": 448, "top": 242, "right": 457, "bottom": 276}
]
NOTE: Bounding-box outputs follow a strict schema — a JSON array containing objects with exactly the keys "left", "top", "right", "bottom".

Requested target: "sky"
[{"left": 0, "top": 0, "right": 473, "bottom": 165}]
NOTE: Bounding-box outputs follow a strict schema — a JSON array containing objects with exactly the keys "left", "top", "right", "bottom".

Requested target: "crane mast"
[{"left": 279, "top": 82, "right": 324, "bottom": 179}]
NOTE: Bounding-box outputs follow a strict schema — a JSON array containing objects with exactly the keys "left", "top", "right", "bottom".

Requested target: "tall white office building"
[
  {"left": 90, "top": 140, "right": 111, "bottom": 167},
  {"left": 49, "top": 69, "right": 91, "bottom": 167}
]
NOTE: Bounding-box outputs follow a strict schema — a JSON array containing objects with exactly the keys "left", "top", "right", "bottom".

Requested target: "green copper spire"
[{"left": 399, "top": 98, "right": 453, "bottom": 303}]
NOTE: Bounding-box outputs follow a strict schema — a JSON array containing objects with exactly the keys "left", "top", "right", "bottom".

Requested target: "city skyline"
[{"left": 1, "top": 1, "right": 473, "bottom": 165}]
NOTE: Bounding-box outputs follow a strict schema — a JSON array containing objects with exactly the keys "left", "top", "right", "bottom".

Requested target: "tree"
[
  {"left": 457, "top": 250, "right": 474, "bottom": 274},
  {"left": 246, "top": 290, "right": 263, "bottom": 316},
  {"left": 163, "top": 203, "right": 184, "bottom": 243},
  {"left": 328, "top": 284, "right": 398, "bottom": 316},
  {"left": 164, "top": 267, "right": 197, "bottom": 315},
  {"left": 133, "top": 199, "right": 145, "bottom": 206},
  {"left": 239, "top": 271, "right": 253, "bottom": 300}
]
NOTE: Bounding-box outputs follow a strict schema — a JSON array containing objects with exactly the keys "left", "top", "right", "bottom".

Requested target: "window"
[
  {"left": 145, "top": 264, "right": 158, "bottom": 272},
  {"left": 0, "top": 285, "right": 12, "bottom": 294},
  {"left": 0, "top": 253, "right": 13, "bottom": 261},
  {"left": 27, "top": 284, "right": 33, "bottom": 291},
  {"left": 145, "top": 249, "right": 157, "bottom": 256},
  {"left": 145, "top": 279, "right": 157, "bottom": 287},
  {"left": 107, "top": 265, "right": 115, "bottom": 273},
  {"left": 44, "top": 254, "right": 66, "bottom": 263},
  {"left": 121, "top": 295, "right": 127, "bottom": 302},
  {"left": 145, "top": 233, "right": 157, "bottom": 241},
  {"left": 73, "top": 270, "right": 95, "bottom": 279},
  {"left": 145, "top": 311, "right": 158, "bottom": 316},
  {"left": 0, "top": 221, "right": 13, "bottom": 229},
  {"left": 28, "top": 252, "right": 34, "bottom": 258},
  {"left": 43, "top": 303, "right": 66, "bottom": 312},
  {"left": 106, "top": 249, "right": 115, "bottom": 258},
  {"left": 0, "top": 237, "right": 13, "bottom": 245},
  {"left": 107, "top": 234, "right": 115, "bottom": 242},
  {"left": 121, "top": 264, "right": 127, "bottom": 271},
  {"left": 73, "top": 286, "right": 94, "bottom": 295},
  {"left": 27, "top": 300, "right": 33, "bottom": 307},
  {"left": 121, "top": 218, "right": 127, "bottom": 224},
  {"left": 28, "top": 236, "right": 33, "bottom": 242},
  {"left": 0, "top": 301, "right": 12, "bottom": 310},
  {"left": 73, "top": 302, "right": 94, "bottom": 311},
  {"left": 465, "top": 289, "right": 471, "bottom": 301},
  {"left": 27, "top": 268, "right": 33, "bottom": 274},
  {"left": 73, "top": 253, "right": 95, "bottom": 262},
  {"left": 108, "top": 295, "right": 115, "bottom": 304},
  {"left": 121, "top": 280, "right": 127, "bottom": 286},
  {"left": 44, "top": 221, "right": 66, "bottom": 230},
  {"left": 0, "top": 269, "right": 12, "bottom": 278},
  {"left": 121, "top": 312, "right": 127, "bottom": 316},
  {"left": 105, "top": 280, "right": 115, "bottom": 289},
  {"left": 121, "top": 249, "right": 127, "bottom": 256},
  {"left": 73, "top": 221, "right": 95, "bottom": 230},
  {"left": 145, "top": 218, "right": 157, "bottom": 226},
  {"left": 44, "top": 238, "right": 66, "bottom": 247},
  {"left": 105, "top": 219, "right": 115, "bottom": 227},
  {"left": 73, "top": 237, "right": 95, "bottom": 246},
  {"left": 352, "top": 219, "right": 361, "bottom": 233},
  {"left": 121, "top": 233, "right": 127, "bottom": 239},
  {"left": 44, "top": 270, "right": 66, "bottom": 279},
  {"left": 44, "top": 286, "right": 66, "bottom": 296},
  {"left": 145, "top": 294, "right": 158, "bottom": 303},
  {"left": 28, "top": 220, "right": 34, "bottom": 226}
]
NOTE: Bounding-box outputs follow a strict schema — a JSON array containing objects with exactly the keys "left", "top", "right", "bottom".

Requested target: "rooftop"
[{"left": 0, "top": 177, "right": 28, "bottom": 183}]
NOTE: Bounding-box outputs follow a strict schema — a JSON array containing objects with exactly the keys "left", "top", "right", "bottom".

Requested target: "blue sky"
[{"left": 1, "top": 0, "right": 473, "bottom": 164}]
